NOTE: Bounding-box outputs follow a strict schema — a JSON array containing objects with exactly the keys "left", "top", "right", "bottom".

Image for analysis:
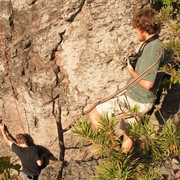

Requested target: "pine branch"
[{"left": 73, "top": 116, "right": 122, "bottom": 157}]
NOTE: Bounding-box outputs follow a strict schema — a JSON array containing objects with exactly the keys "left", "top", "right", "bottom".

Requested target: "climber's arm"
[{"left": 0, "top": 124, "right": 13, "bottom": 147}]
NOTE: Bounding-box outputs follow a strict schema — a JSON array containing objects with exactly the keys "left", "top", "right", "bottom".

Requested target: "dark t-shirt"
[{"left": 12, "top": 143, "right": 41, "bottom": 176}]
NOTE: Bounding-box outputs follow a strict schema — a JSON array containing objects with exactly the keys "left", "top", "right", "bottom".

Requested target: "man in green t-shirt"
[{"left": 87, "top": 8, "right": 165, "bottom": 153}]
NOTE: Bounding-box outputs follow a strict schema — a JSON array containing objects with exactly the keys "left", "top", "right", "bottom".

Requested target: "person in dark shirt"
[{"left": 0, "top": 124, "right": 43, "bottom": 180}]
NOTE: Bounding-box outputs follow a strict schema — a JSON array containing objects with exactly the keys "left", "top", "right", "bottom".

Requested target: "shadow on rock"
[{"left": 154, "top": 84, "right": 180, "bottom": 125}]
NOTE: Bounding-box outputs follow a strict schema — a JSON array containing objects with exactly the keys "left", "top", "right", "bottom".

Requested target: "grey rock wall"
[{"left": 0, "top": 0, "right": 159, "bottom": 179}]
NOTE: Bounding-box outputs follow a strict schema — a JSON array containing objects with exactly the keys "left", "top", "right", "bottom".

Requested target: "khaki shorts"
[{"left": 96, "top": 94, "right": 153, "bottom": 130}]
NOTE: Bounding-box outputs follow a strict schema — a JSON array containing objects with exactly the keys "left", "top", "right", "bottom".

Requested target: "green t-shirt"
[{"left": 125, "top": 39, "right": 164, "bottom": 104}]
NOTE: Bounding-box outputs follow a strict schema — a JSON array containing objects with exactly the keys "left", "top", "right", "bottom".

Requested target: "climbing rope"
[{"left": 0, "top": 23, "right": 25, "bottom": 133}]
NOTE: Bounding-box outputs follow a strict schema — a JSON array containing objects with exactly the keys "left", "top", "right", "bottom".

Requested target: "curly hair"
[
  {"left": 16, "top": 134, "right": 27, "bottom": 144},
  {"left": 132, "top": 8, "right": 161, "bottom": 35}
]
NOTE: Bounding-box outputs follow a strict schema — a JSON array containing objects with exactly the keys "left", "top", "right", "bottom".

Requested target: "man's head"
[
  {"left": 16, "top": 134, "right": 27, "bottom": 145},
  {"left": 132, "top": 8, "right": 161, "bottom": 41}
]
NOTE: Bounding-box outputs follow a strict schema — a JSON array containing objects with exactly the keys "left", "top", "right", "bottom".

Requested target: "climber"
[
  {"left": 87, "top": 8, "right": 166, "bottom": 153},
  {"left": 0, "top": 123, "right": 43, "bottom": 180}
]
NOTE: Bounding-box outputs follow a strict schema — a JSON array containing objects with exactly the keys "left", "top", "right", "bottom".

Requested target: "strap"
[{"left": 136, "top": 34, "right": 159, "bottom": 57}]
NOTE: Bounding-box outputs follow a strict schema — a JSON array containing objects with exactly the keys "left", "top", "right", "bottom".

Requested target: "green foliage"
[
  {"left": 156, "top": 0, "right": 180, "bottom": 87},
  {"left": 0, "top": 156, "right": 21, "bottom": 180},
  {"left": 73, "top": 115, "right": 179, "bottom": 179},
  {"left": 160, "top": 63, "right": 180, "bottom": 88},
  {"left": 157, "top": 120, "right": 180, "bottom": 156},
  {"left": 157, "top": 0, "right": 179, "bottom": 20},
  {"left": 135, "top": 164, "right": 163, "bottom": 180},
  {"left": 93, "top": 155, "right": 137, "bottom": 180},
  {"left": 73, "top": 115, "right": 121, "bottom": 157},
  {"left": 126, "top": 116, "right": 163, "bottom": 161},
  {"left": 127, "top": 118, "right": 180, "bottom": 161},
  {"left": 94, "top": 159, "right": 163, "bottom": 180}
]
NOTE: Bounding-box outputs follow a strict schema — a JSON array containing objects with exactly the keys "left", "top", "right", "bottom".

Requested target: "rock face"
[{"left": 0, "top": 0, "right": 179, "bottom": 179}]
